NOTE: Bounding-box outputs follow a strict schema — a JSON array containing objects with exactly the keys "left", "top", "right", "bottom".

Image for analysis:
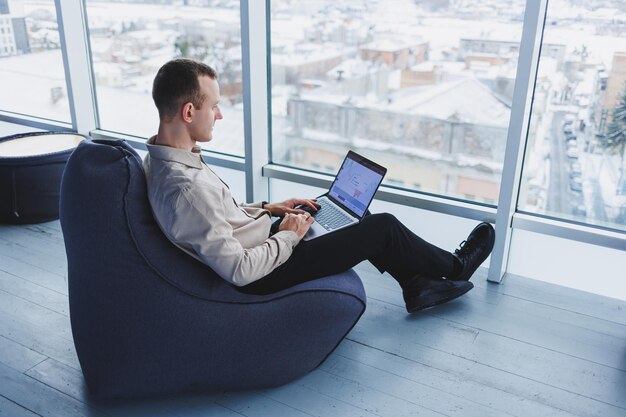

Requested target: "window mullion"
[
  {"left": 55, "top": 0, "right": 97, "bottom": 134},
  {"left": 240, "top": 0, "right": 270, "bottom": 203},
  {"left": 489, "top": 0, "right": 549, "bottom": 283}
]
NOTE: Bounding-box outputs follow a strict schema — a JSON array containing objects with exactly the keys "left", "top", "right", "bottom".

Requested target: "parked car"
[
  {"left": 565, "top": 133, "right": 577, "bottom": 142},
  {"left": 572, "top": 204, "right": 587, "bottom": 217},
  {"left": 569, "top": 171, "right": 582, "bottom": 181},
  {"left": 563, "top": 125, "right": 574, "bottom": 134},
  {"left": 569, "top": 176, "right": 583, "bottom": 192},
  {"left": 570, "top": 161, "right": 582, "bottom": 175},
  {"left": 566, "top": 147, "right": 579, "bottom": 159}
]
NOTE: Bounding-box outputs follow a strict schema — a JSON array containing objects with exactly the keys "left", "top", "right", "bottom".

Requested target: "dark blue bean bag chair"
[
  {"left": 60, "top": 139, "right": 366, "bottom": 399},
  {"left": 0, "top": 132, "right": 86, "bottom": 224}
]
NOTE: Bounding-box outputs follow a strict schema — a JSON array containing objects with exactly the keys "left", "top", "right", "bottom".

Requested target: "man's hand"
[
  {"left": 264, "top": 198, "right": 320, "bottom": 218},
  {"left": 278, "top": 212, "right": 315, "bottom": 240}
]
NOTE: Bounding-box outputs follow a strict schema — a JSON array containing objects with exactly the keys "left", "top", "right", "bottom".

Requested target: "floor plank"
[
  {"left": 0, "top": 225, "right": 66, "bottom": 253},
  {"left": 0, "top": 225, "right": 67, "bottom": 255},
  {"left": 0, "top": 335, "right": 46, "bottom": 374},
  {"left": 0, "top": 395, "right": 41, "bottom": 417},
  {"left": 476, "top": 273, "right": 626, "bottom": 326},
  {"left": 358, "top": 266, "right": 626, "bottom": 370},
  {"left": 217, "top": 391, "right": 314, "bottom": 417},
  {"left": 262, "top": 378, "right": 384, "bottom": 417},
  {"left": 0, "top": 253, "right": 67, "bottom": 296},
  {"left": 333, "top": 340, "right": 574, "bottom": 417},
  {"left": 347, "top": 301, "right": 626, "bottom": 417},
  {"left": 0, "top": 270, "right": 68, "bottom": 316},
  {"left": 25, "top": 358, "right": 88, "bottom": 403},
  {"left": 299, "top": 367, "right": 451, "bottom": 417},
  {"left": 0, "top": 238, "right": 67, "bottom": 278},
  {"left": 0, "top": 289, "right": 72, "bottom": 341},
  {"left": 0, "top": 310, "right": 81, "bottom": 371},
  {"left": 0, "top": 362, "right": 108, "bottom": 417},
  {"left": 323, "top": 348, "right": 541, "bottom": 417}
]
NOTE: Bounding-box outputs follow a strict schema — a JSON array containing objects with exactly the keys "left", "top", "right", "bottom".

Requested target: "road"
[{"left": 546, "top": 111, "right": 587, "bottom": 218}]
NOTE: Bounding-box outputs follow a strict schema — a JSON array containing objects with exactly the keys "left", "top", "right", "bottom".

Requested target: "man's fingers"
[
  {"left": 294, "top": 198, "right": 319, "bottom": 211},
  {"left": 294, "top": 211, "right": 313, "bottom": 222},
  {"left": 286, "top": 208, "right": 307, "bottom": 215},
  {"left": 303, "top": 199, "right": 319, "bottom": 211}
]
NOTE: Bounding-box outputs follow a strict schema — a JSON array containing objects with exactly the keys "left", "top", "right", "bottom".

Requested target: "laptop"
[{"left": 299, "top": 150, "right": 387, "bottom": 241}]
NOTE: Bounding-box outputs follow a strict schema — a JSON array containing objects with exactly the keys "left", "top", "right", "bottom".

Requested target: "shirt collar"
[{"left": 145, "top": 135, "right": 203, "bottom": 169}]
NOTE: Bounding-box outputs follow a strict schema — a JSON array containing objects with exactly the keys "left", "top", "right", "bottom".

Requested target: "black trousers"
[{"left": 239, "top": 213, "right": 457, "bottom": 295}]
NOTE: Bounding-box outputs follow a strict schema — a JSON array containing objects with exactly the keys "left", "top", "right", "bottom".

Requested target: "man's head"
[{"left": 152, "top": 59, "right": 223, "bottom": 143}]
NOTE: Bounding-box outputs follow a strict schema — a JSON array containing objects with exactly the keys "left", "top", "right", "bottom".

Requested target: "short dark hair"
[{"left": 152, "top": 59, "right": 217, "bottom": 121}]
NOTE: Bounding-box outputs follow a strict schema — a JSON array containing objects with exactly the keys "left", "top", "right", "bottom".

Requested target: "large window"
[
  {"left": 0, "top": 0, "right": 70, "bottom": 122},
  {"left": 519, "top": 0, "right": 626, "bottom": 232},
  {"left": 85, "top": 0, "right": 244, "bottom": 156},
  {"left": 270, "top": 0, "right": 526, "bottom": 205}
]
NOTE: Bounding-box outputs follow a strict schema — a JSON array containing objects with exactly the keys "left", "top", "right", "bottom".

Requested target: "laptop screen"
[{"left": 328, "top": 151, "right": 387, "bottom": 218}]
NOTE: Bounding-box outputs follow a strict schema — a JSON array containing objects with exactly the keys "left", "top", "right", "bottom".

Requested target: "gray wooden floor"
[{"left": 0, "top": 221, "right": 625, "bottom": 417}]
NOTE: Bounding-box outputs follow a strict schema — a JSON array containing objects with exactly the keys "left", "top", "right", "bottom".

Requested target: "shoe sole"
[{"left": 406, "top": 282, "right": 474, "bottom": 313}]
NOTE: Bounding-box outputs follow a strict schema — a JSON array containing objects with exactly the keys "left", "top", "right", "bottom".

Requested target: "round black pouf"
[{"left": 0, "top": 132, "right": 87, "bottom": 224}]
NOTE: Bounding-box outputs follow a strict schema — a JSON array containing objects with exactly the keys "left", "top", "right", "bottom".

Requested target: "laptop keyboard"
[{"left": 313, "top": 198, "right": 355, "bottom": 231}]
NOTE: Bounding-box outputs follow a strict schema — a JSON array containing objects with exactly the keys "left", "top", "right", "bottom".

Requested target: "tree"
[
  {"left": 603, "top": 84, "right": 626, "bottom": 195},
  {"left": 174, "top": 36, "right": 210, "bottom": 61}
]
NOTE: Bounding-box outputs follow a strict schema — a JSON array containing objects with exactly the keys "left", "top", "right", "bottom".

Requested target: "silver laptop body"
[{"left": 303, "top": 151, "right": 387, "bottom": 241}]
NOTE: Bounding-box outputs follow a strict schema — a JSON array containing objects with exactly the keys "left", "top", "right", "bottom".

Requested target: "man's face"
[{"left": 189, "top": 75, "right": 223, "bottom": 143}]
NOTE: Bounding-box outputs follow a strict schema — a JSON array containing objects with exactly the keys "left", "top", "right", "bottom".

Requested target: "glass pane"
[
  {"left": 85, "top": 0, "right": 244, "bottom": 156},
  {"left": 0, "top": 0, "right": 70, "bottom": 122},
  {"left": 519, "top": 0, "right": 626, "bottom": 231},
  {"left": 270, "top": 0, "right": 526, "bottom": 205}
]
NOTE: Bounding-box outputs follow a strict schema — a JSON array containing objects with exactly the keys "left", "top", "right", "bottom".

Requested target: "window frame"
[{"left": 0, "top": 0, "right": 623, "bottom": 284}]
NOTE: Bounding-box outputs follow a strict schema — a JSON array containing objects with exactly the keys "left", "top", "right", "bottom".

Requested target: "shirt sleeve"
[
  {"left": 240, "top": 201, "right": 263, "bottom": 208},
  {"left": 167, "top": 186, "right": 299, "bottom": 287}
]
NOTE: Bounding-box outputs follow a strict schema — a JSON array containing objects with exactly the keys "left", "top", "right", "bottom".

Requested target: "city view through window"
[
  {"left": 0, "top": 0, "right": 70, "bottom": 122},
  {"left": 519, "top": 0, "right": 626, "bottom": 231},
  {"left": 0, "top": 0, "right": 624, "bottom": 231},
  {"left": 270, "top": 0, "right": 526, "bottom": 206},
  {"left": 84, "top": 0, "right": 244, "bottom": 156},
  {"left": 270, "top": 0, "right": 626, "bottom": 231}
]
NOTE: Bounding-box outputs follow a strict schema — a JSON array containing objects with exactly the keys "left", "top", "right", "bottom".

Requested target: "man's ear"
[{"left": 181, "top": 102, "right": 194, "bottom": 123}]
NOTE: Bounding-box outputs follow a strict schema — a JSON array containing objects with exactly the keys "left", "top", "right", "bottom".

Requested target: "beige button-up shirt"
[{"left": 143, "top": 136, "right": 299, "bottom": 286}]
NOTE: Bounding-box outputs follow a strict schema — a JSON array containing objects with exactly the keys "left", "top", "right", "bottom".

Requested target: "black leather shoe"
[
  {"left": 450, "top": 222, "right": 495, "bottom": 281},
  {"left": 402, "top": 275, "right": 474, "bottom": 313}
]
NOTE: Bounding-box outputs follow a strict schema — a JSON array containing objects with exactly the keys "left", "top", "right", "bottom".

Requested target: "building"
[
  {"left": 359, "top": 39, "right": 429, "bottom": 70},
  {"left": 11, "top": 16, "right": 29, "bottom": 54},
  {"left": 284, "top": 77, "right": 510, "bottom": 203},
  {"left": 459, "top": 37, "right": 566, "bottom": 68},
  {"left": 272, "top": 43, "right": 343, "bottom": 85},
  {"left": 400, "top": 62, "right": 444, "bottom": 88},
  {"left": 0, "top": 0, "right": 15, "bottom": 57},
  {"left": 603, "top": 51, "right": 626, "bottom": 115},
  {"left": 0, "top": 14, "right": 15, "bottom": 56},
  {"left": 0, "top": 0, "right": 29, "bottom": 56}
]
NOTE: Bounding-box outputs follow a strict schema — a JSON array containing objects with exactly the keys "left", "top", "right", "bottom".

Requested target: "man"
[{"left": 144, "top": 59, "right": 495, "bottom": 313}]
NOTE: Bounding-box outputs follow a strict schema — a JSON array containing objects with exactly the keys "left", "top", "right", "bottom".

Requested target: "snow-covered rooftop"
[{"left": 298, "top": 77, "right": 511, "bottom": 127}]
